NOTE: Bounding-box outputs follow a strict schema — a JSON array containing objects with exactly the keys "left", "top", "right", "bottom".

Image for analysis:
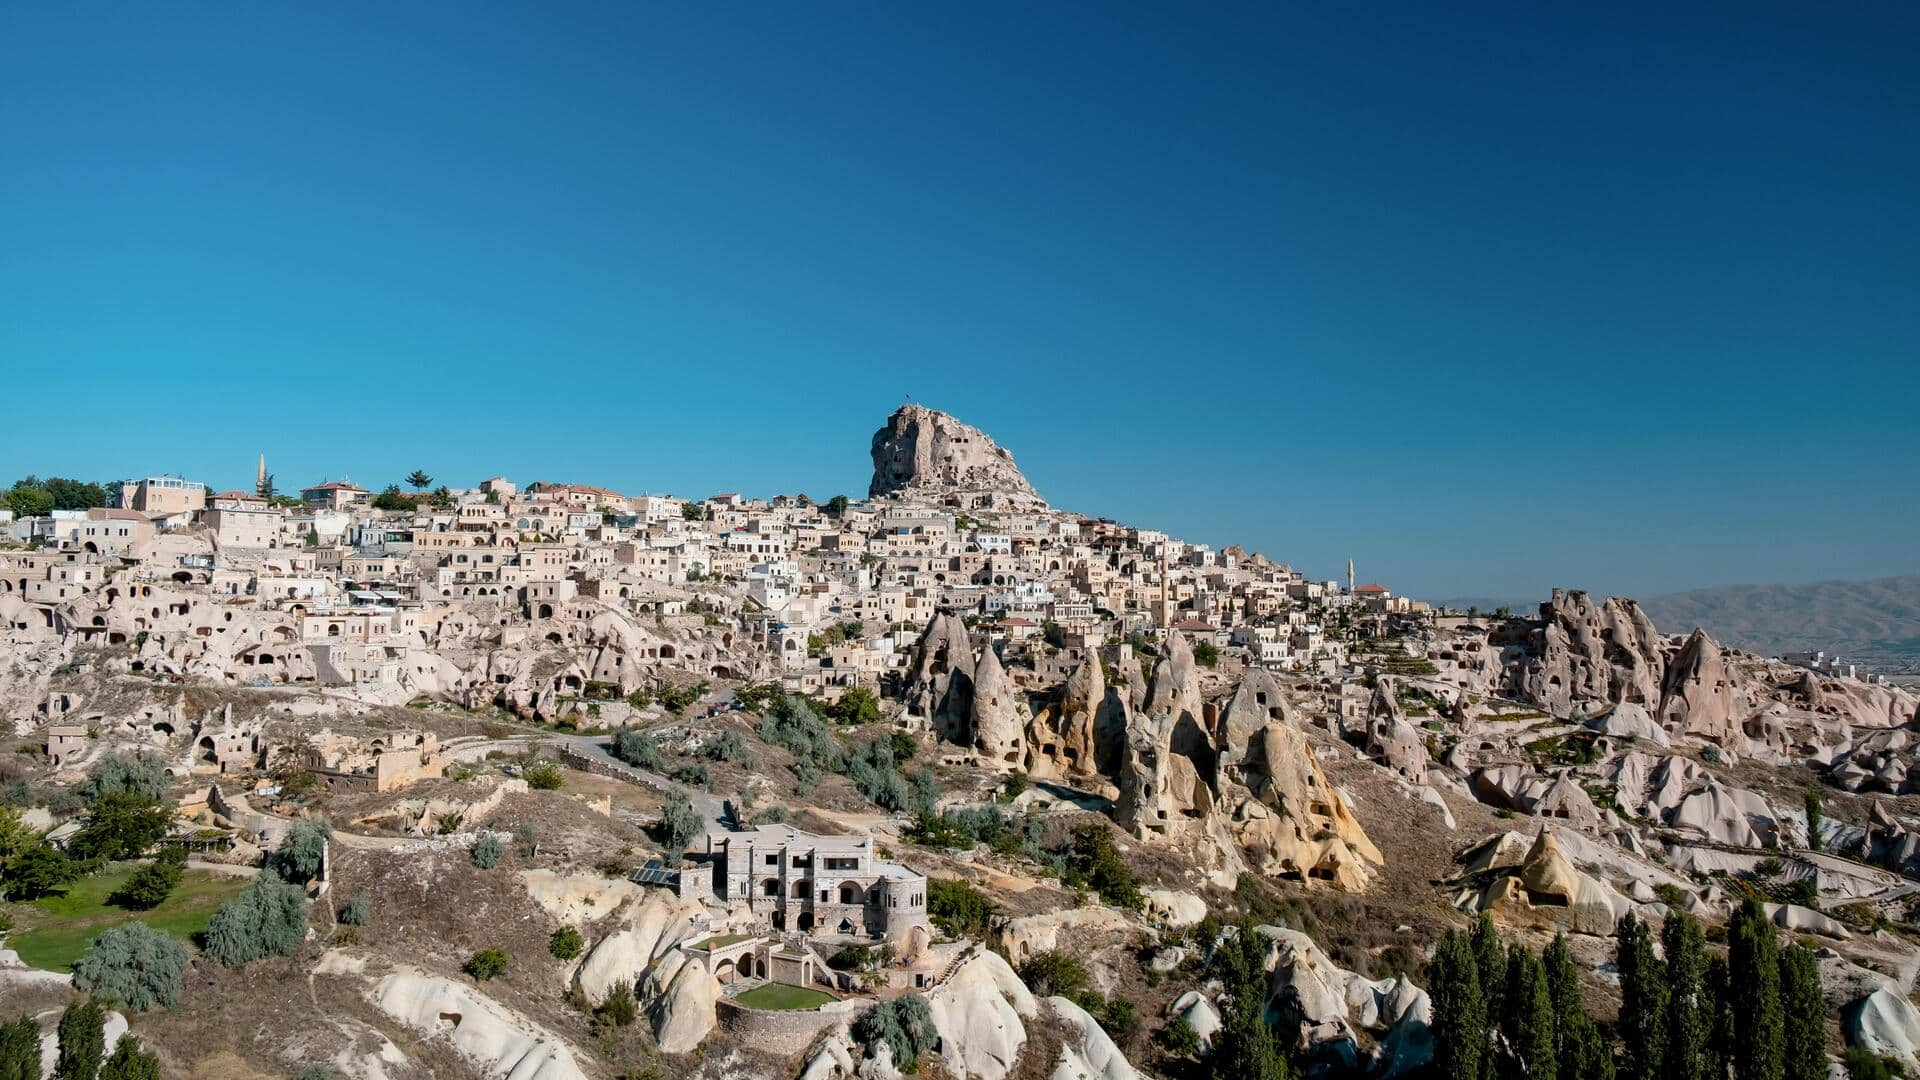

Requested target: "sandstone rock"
[
  {"left": 1141, "top": 888, "right": 1208, "bottom": 928},
  {"left": 869, "top": 405, "right": 1043, "bottom": 507},
  {"left": 520, "top": 869, "right": 645, "bottom": 924},
  {"left": 1170, "top": 991, "right": 1221, "bottom": 1052},
  {"left": 571, "top": 889, "right": 717, "bottom": 1054},
  {"left": 1261, "top": 926, "right": 1434, "bottom": 1075},
  {"left": 1660, "top": 630, "right": 1742, "bottom": 744},
  {"left": 1850, "top": 987, "right": 1920, "bottom": 1069},
  {"left": 1224, "top": 721, "right": 1381, "bottom": 889},
  {"left": 928, "top": 949, "right": 1037, "bottom": 1080},
  {"left": 1026, "top": 654, "right": 1108, "bottom": 781},
  {"left": 996, "top": 906, "right": 1135, "bottom": 967},
  {"left": 903, "top": 613, "right": 977, "bottom": 738},
  {"left": 1509, "top": 592, "right": 1665, "bottom": 719},
  {"left": 970, "top": 645, "right": 1027, "bottom": 769},
  {"left": 372, "top": 967, "right": 586, "bottom": 1080},
  {"left": 1047, "top": 995, "right": 1139, "bottom": 1080}
]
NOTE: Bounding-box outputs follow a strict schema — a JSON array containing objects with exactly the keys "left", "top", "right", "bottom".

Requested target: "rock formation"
[
  {"left": 372, "top": 967, "right": 586, "bottom": 1080},
  {"left": 904, "top": 613, "right": 977, "bottom": 740},
  {"left": 868, "top": 405, "right": 1044, "bottom": 507},
  {"left": 571, "top": 889, "right": 718, "bottom": 1054},
  {"left": 1260, "top": 926, "right": 1434, "bottom": 1075},
  {"left": 969, "top": 644, "right": 1028, "bottom": 768},
  {"left": 927, "top": 949, "right": 1037, "bottom": 1080}
]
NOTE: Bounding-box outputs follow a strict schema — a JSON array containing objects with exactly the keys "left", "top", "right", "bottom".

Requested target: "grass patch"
[
  {"left": 1, "top": 862, "right": 250, "bottom": 973},
  {"left": 691, "top": 932, "right": 756, "bottom": 951},
  {"left": 733, "top": 982, "right": 836, "bottom": 1010}
]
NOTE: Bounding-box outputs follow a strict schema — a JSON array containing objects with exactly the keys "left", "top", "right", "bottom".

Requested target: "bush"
[
  {"left": 610, "top": 731, "right": 667, "bottom": 772},
  {"left": 71, "top": 923, "right": 188, "bottom": 1011},
  {"left": 653, "top": 789, "right": 705, "bottom": 864},
  {"left": 757, "top": 695, "right": 846, "bottom": 776},
  {"left": 98, "top": 1034, "right": 160, "bottom": 1080},
  {"left": 523, "top": 762, "right": 563, "bottom": 790},
  {"left": 852, "top": 993, "right": 938, "bottom": 1071},
  {"left": 2, "top": 842, "right": 76, "bottom": 899},
  {"left": 1160, "top": 1014, "right": 1200, "bottom": 1056},
  {"left": 670, "top": 763, "right": 712, "bottom": 790},
  {"left": 338, "top": 891, "right": 373, "bottom": 926},
  {"left": 471, "top": 835, "right": 504, "bottom": 869},
  {"left": 549, "top": 926, "right": 584, "bottom": 960},
  {"left": 267, "top": 819, "right": 331, "bottom": 885},
  {"left": 203, "top": 875, "right": 309, "bottom": 966},
  {"left": 109, "top": 859, "right": 183, "bottom": 911},
  {"left": 1018, "top": 950, "right": 1088, "bottom": 998},
  {"left": 1066, "top": 825, "right": 1141, "bottom": 910},
  {"left": 594, "top": 980, "right": 637, "bottom": 1030},
  {"left": 927, "top": 878, "right": 995, "bottom": 938},
  {"left": 82, "top": 754, "right": 170, "bottom": 804},
  {"left": 55, "top": 999, "right": 106, "bottom": 1080},
  {"left": 827, "top": 686, "right": 882, "bottom": 726},
  {"left": 464, "top": 948, "right": 508, "bottom": 981},
  {"left": 1845, "top": 1046, "right": 1902, "bottom": 1080},
  {"left": 697, "top": 730, "right": 752, "bottom": 765}
]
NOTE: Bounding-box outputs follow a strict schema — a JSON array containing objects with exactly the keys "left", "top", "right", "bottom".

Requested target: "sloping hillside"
[{"left": 1641, "top": 575, "right": 1920, "bottom": 670}]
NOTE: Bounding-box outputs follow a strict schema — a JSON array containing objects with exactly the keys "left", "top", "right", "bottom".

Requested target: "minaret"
[
  {"left": 1347, "top": 558, "right": 1355, "bottom": 596},
  {"left": 256, "top": 454, "right": 267, "bottom": 492}
]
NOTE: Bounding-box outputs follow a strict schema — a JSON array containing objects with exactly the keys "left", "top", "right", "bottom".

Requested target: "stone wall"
[{"left": 716, "top": 997, "right": 864, "bottom": 1058}]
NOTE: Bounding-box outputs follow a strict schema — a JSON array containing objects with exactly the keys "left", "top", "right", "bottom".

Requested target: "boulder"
[
  {"left": 1850, "top": 987, "right": 1920, "bottom": 1069},
  {"left": 372, "top": 967, "right": 586, "bottom": 1080},
  {"left": 928, "top": 949, "right": 1038, "bottom": 1080},
  {"left": 1047, "top": 995, "right": 1139, "bottom": 1080}
]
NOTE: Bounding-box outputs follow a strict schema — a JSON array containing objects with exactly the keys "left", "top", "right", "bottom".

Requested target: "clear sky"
[{"left": 3, "top": 3, "right": 1916, "bottom": 602}]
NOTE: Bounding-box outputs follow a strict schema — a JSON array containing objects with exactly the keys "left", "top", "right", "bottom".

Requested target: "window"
[{"left": 765, "top": 854, "right": 778, "bottom": 866}]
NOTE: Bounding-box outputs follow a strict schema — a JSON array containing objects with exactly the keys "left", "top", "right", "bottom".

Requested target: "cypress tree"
[
  {"left": 1614, "top": 912, "right": 1667, "bottom": 1080},
  {"left": 0, "top": 1016, "right": 39, "bottom": 1080},
  {"left": 1730, "top": 898, "right": 1785, "bottom": 1080},
  {"left": 1707, "top": 954, "right": 1735, "bottom": 1080},
  {"left": 54, "top": 998, "right": 105, "bottom": 1080},
  {"left": 1664, "top": 912, "right": 1713, "bottom": 1080},
  {"left": 1473, "top": 914, "right": 1507, "bottom": 1025},
  {"left": 1779, "top": 943, "right": 1826, "bottom": 1080},
  {"left": 1502, "top": 944, "right": 1557, "bottom": 1080},
  {"left": 1432, "top": 929, "right": 1489, "bottom": 1080},
  {"left": 1542, "top": 934, "right": 1582, "bottom": 1061}
]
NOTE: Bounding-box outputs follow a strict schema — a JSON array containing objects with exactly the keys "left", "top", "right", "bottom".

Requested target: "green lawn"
[
  {"left": 692, "top": 932, "right": 756, "bottom": 951},
  {"left": 1, "top": 862, "right": 251, "bottom": 973},
  {"left": 733, "top": 983, "right": 836, "bottom": 1011}
]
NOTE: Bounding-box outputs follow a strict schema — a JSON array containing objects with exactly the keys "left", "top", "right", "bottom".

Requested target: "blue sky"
[{"left": 3, "top": 3, "right": 1916, "bottom": 602}]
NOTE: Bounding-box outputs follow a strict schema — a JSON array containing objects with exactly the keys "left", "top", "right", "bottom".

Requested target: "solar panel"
[{"left": 629, "top": 865, "right": 681, "bottom": 887}]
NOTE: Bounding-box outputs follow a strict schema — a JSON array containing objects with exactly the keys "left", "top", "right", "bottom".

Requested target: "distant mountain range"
[
  {"left": 1441, "top": 575, "right": 1920, "bottom": 671},
  {"left": 1639, "top": 575, "right": 1920, "bottom": 671}
]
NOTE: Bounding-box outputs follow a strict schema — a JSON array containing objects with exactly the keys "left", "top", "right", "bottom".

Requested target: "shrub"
[
  {"left": 697, "top": 730, "right": 752, "bottom": 765},
  {"left": 71, "top": 923, "right": 188, "bottom": 1011},
  {"left": 852, "top": 993, "right": 938, "bottom": 1071},
  {"left": 1066, "top": 825, "right": 1141, "bottom": 910},
  {"left": 610, "top": 731, "right": 666, "bottom": 772},
  {"left": 926, "top": 878, "right": 995, "bottom": 938},
  {"left": 549, "top": 926, "right": 584, "bottom": 960},
  {"left": 338, "top": 891, "right": 373, "bottom": 926},
  {"left": 110, "top": 859, "right": 182, "bottom": 911},
  {"left": 3, "top": 843, "right": 77, "bottom": 899},
  {"left": 1160, "top": 1014, "right": 1200, "bottom": 1056},
  {"left": 757, "top": 695, "right": 846, "bottom": 775},
  {"left": 1018, "top": 950, "right": 1088, "bottom": 998},
  {"left": 55, "top": 999, "right": 106, "bottom": 1080},
  {"left": 471, "top": 835, "right": 504, "bottom": 869},
  {"left": 98, "top": 1034, "right": 160, "bottom": 1080},
  {"left": 203, "top": 875, "right": 309, "bottom": 966},
  {"left": 670, "top": 763, "right": 712, "bottom": 790},
  {"left": 653, "top": 789, "right": 704, "bottom": 864},
  {"left": 594, "top": 980, "right": 637, "bottom": 1030},
  {"left": 827, "top": 686, "right": 882, "bottom": 726},
  {"left": 523, "top": 762, "right": 563, "bottom": 790},
  {"left": 82, "top": 753, "right": 170, "bottom": 804},
  {"left": 464, "top": 948, "right": 508, "bottom": 981},
  {"left": 267, "top": 819, "right": 332, "bottom": 885}
]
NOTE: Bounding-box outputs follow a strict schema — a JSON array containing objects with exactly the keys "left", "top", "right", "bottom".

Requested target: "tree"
[
  {"left": 464, "top": 948, "right": 508, "bottom": 981},
  {"left": 1779, "top": 943, "right": 1826, "bottom": 1080},
  {"left": 370, "top": 485, "right": 415, "bottom": 511},
  {"left": 522, "top": 762, "right": 562, "bottom": 790},
  {"left": 927, "top": 877, "right": 994, "bottom": 937},
  {"left": 203, "top": 875, "right": 309, "bottom": 966},
  {"left": 427, "top": 486, "right": 454, "bottom": 509},
  {"left": 1430, "top": 929, "right": 1488, "bottom": 1080},
  {"left": 0, "top": 806, "right": 43, "bottom": 884},
  {"left": 610, "top": 731, "right": 667, "bottom": 771},
  {"left": 0, "top": 1015, "right": 40, "bottom": 1080},
  {"left": 83, "top": 754, "right": 170, "bottom": 804},
  {"left": 338, "top": 891, "right": 372, "bottom": 926},
  {"left": 72, "top": 922, "right": 188, "bottom": 1011},
  {"left": 1193, "top": 640, "right": 1219, "bottom": 668},
  {"left": 549, "top": 926, "right": 584, "bottom": 960},
  {"left": 852, "top": 994, "right": 939, "bottom": 1071},
  {"left": 1615, "top": 912, "right": 1667, "bottom": 1080},
  {"left": 109, "top": 859, "right": 183, "bottom": 910},
  {"left": 3, "top": 842, "right": 76, "bottom": 899},
  {"left": 1212, "top": 921, "right": 1292, "bottom": 1080},
  {"left": 1729, "top": 898, "right": 1785, "bottom": 1080},
  {"left": 4, "top": 484, "right": 54, "bottom": 518},
  {"left": 1471, "top": 913, "right": 1506, "bottom": 1028},
  {"left": 1707, "top": 954, "right": 1735, "bottom": 1080},
  {"left": 593, "top": 980, "right": 637, "bottom": 1031},
  {"left": 653, "top": 789, "right": 704, "bottom": 865},
  {"left": 826, "top": 495, "right": 850, "bottom": 518},
  {"left": 470, "top": 835, "right": 503, "bottom": 869},
  {"left": 99, "top": 1036, "right": 160, "bottom": 1080},
  {"left": 68, "top": 792, "right": 171, "bottom": 862},
  {"left": 1804, "top": 789, "right": 1824, "bottom": 852},
  {"left": 267, "top": 818, "right": 330, "bottom": 885},
  {"left": 54, "top": 999, "right": 105, "bottom": 1080},
  {"left": 827, "top": 686, "right": 882, "bottom": 726},
  {"left": 1664, "top": 912, "right": 1714, "bottom": 1080},
  {"left": 1503, "top": 944, "right": 1556, "bottom": 1080},
  {"left": 257, "top": 472, "right": 276, "bottom": 499},
  {"left": 1018, "top": 950, "right": 1089, "bottom": 998},
  {"left": 405, "top": 470, "right": 433, "bottom": 492}
]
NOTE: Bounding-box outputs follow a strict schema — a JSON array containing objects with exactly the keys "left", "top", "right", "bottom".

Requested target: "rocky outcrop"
[
  {"left": 970, "top": 645, "right": 1027, "bottom": 769},
  {"left": 869, "top": 405, "right": 1043, "bottom": 506},
  {"left": 1223, "top": 720, "right": 1382, "bottom": 889},
  {"left": 1510, "top": 592, "right": 1666, "bottom": 718},
  {"left": 1260, "top": 926, "right": 1434, "bottom": 1076},
  {"left": 1851, "top": 987, "right": 1920, "bottom": 1069},
  {"left": 1454, "top": 829, "right": 1627, "bottom": 935},
  {"left": 571, "top": 889, "right": 717, "bottom": 1054},
  {"left": 1658, "top": 630, "right": 1742, "bottom": 744},
  {"left": 1026, "top": 654, "right": 1114, "bottom": 782},
  {"left": 1047, "top": 995, "right": 1139, "bottom": 1080},
  {"left": 372, "top": 967, "right": 586, "bottom": 1080},
  {"left": 928, "top": 949, "right": 1037, "bottom": 1080},
  {"left": 904, "top": 613, "right": 977, "bottom": 739},
  {"left": 996, "top": 906, "right": 1135, "bottom": 967}
]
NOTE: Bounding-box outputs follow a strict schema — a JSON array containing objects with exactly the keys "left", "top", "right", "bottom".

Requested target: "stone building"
[{"left": 697, "top": 824, "right": 930, "bottom": 945}]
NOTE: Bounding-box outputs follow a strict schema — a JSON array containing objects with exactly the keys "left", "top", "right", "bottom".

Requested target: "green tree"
[
  {"left": 99, "top": 1036, "right": 160, "bottom": 1080},
  {"left": 203, "top": 875, "right": 309, "bottom": 966},
  {"left": 1431, "top": 929, "right": 1488, "bottom": 1080},
  {"left": 267, "top": 818, "right": 330, "bottom": 885},
  {"left": 3, "top": 842, "right": 76, "bottom": 899},
  {"left": 1211, "top": 921, "right": 1292, "bottom": 1080},
  {"left": 54, "top": 999, "right": 105, "bottom": 1080},
  {"left": 1502, "top": 944, "right": 1557, "bottom": 1080},
  {"left": 109, "top": 859, "right": 183, "bottom": 910},
  {"left": 852, "top": 993, "right": 938, "bottom": 1071},
  {"left": 69, "top": 792, "right": 171, "bottom": 862},
  {"left": 370, "top": 485, "right": 415, "bottom": 511},
  {"left": 1664, "top": 912, "right": 1714, "bottom": 1080},
  {"left": 827, "top": 686, "right": 883, "bottom": 726},
  {"left": 1017, "top": 950, "right": 1089, "bottom": 998},
  {"left": 1616, "top": 912, "right": 1667, "bottom": 1080},
  {"left": 825, "top": 495, "right": 850, "bottom": 517},
  {"left": 653, "top": 789, "right": 704, "bottom": 865},
  {"left": 82, "top": 754, "right": 170, "bottom": 804},
  {"left": 1729, "top": 898, "right": 1785, "bottom": 1080},
  {"left": 1803, "top": 789, "right": 1824, "bottom": 852},
  {"left": 1779, "top": 943, "right": 1826, "bottom": 1080},
  {"left": 405, "top": 470, "right": 433, "bottom": 492},
  {"left": 4, "top": 485, "right": 54, "bottom": 518},
  {"left": 927, "top": 877, "right": 994, "bottom": 937},
  {"left": 1472, "top": 913, "right": 1506, "bottom": 1029},
  {"left": 0, "top": 1015, "right": 40, "bottom": 1080},
  {"left": 70, "top": 914, "right": 187, "bottom": 1006},
  {"left": 464, "top": 948, "right": 508, "bottom": 981},
  {"left": 1707, "top": 954, "right": 1736, "bottom": 1080}
]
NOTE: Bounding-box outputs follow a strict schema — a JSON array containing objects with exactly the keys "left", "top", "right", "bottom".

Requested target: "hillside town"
[{"left": 2, "top": 405, "right": 1919, "bottom": 1080}]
